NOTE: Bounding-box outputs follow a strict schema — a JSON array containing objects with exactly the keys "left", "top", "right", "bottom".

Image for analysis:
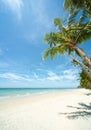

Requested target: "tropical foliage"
[
  {"left": 79, "top": 70, "right": 91, "bottom": 89},
  {"left": 64, "top": 0, "right": 91, "bottom": 15},
  {"left": 43, "top": 12, "right": 91, "bottom": 66},
  {"left": 43, "top": 0, "right": 91, "bottom": 89}
]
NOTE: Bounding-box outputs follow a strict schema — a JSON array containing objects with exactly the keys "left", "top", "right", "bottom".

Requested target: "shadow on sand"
[
  {"left": 59, "top": 102, "right": 91, "bottom": 119},
  {"left": 85, "top": 93, "right": 91, "bottom": 96}
]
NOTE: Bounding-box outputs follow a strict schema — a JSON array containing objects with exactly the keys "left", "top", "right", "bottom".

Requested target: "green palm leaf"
[{"left": 43, "top": 48, "right": 51, "bottom": 61}]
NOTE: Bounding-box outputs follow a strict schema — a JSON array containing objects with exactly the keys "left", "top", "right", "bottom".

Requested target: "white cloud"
[
  {"left": 47, "top": 71, "right": 60, "bottom": 81},
  {"left": 0, "top": 68, "right": 78, "bottom": 82},
  {"left": 0, "top": 68, "right": 79, "bottom": 88},
  {"left": 61, "top": 74, "right": 76, "bottom": 80},
  {"left": 46, "top": 69, "right": 78, "bottom": 81},
  {"left": 1, "top": 0, "right": 24, "bottom": 20},
  {"left": 33, "top": 69, "right": 78, "bottom": 82},
  {"left": 33, "top": 72, "right": 39, "bottom": 79},
  {"left": 63, "top": 69, "right": 77, "bottom": 75},
  {"left": 0, "top": 73, "right": 32, "bottom": 81}
]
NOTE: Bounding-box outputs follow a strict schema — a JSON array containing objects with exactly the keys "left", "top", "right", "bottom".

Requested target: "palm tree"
[
  {"left": 71, "top": 55, "right": 91, "bottom": 77},
  {"left": 63, "top": 0, "right": 91, "bottom": 88},
  {"left": 43, "top": 14, "right": 91, "bottom": 66},
  {"left": 43, "top": 13, "right": 91, "bottom": 75},
  {"left": 64, "top": 0, "right": 91, "bottom": 15}
]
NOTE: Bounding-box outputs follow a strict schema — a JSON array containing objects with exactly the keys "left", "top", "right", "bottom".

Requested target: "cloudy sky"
[{"left": 0, "top": 0, "right": 90, "bottom": 88}]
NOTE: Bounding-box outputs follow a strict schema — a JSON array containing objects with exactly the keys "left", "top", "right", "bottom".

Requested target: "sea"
[{"left": 0, "top": 88, "right": 75, "bottom": 101}]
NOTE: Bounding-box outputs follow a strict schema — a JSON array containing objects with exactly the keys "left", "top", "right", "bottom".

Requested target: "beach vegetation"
[
  {"left": 43, "top": 0, "right": 91, "bottom": 89},
  {"left": 64, "top": 0, "right": 91, "bottom": 15},
  {"left": 79, "top": 69, "right": 91, "bottom": 89}
]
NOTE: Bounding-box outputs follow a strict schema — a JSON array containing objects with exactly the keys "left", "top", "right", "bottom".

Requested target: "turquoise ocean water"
[{"left": 0, "top": 88, "right": 74, "bottom": 101}]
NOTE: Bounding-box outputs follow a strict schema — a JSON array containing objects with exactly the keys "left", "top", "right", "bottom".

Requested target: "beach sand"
[{"left": 0, "top": 88, "right": 91, "bottom": 130}]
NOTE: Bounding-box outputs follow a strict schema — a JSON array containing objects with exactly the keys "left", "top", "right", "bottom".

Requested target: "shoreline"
[
  {"left": 0, "top": 88, "right": 77, "bottom": 103},
  {"left": 0, "top": 88, "right": 91, "bottom": 130},
  {"left": 0, "top": 88, "right": 79, "bottom": 107}
]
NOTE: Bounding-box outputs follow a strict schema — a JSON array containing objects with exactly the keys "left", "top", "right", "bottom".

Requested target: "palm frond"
[
  {"left": 68, "top": 10, "right": 79, "bottom": 25},
  {"left": 76, "top": 22, "right": 91, "bottom": 43},
  {"left": 78, "top": 10, "right": 88, "bottom": 24},
  {"left": 54, "top": 18, "right": 63, "bottom": 30},
  {"left": 43, "top": 48, "right": 51, "bottom": 61},
  {"left": 78, "top": 31, "right": 91, "bottom": 43},
  {"left": 49, "top": 47, "right": 58, "bottom": 59},
  {"left": 43, "top": 47, "right": 58, "bottom": 60},
  {"left": 64, "top": 0, "right": 73, "bottom": 11},
  {"left": 43, "top": 44, "right": 68, "bottom": 60},
  {"left": 43, "top": 34, "right": 50, "bottom": 43},
  {"left": 67, "top": 48, "right": 73, "bottom": 55},
  {"left": 44, "top": 33, "right": 56, "bottom": 47}
]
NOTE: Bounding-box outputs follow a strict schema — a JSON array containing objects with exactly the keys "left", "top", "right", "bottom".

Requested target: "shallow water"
[{"left": 0, "top": 88, "right": 74, "bottom": 101}]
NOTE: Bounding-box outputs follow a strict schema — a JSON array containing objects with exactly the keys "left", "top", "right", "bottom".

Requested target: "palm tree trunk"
[
  {"left": 70, "top": 55, "right": 91, "bottom": 77},
  {"left": 74, "top": 46, "right": 91, "bottom": 66}
]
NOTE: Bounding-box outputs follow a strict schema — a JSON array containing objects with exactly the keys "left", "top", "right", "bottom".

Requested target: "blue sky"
[{"left": 0, "top": 0, "right": 90, "bottom": 88}]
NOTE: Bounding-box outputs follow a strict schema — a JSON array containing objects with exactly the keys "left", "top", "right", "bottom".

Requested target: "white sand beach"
[{"left": 0, "top": 89, "right": 91, "bottom": 130}]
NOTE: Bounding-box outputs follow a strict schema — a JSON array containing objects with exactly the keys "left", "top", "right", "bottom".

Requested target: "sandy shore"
[{"left": 0, "top": 88, "right": 91, "bottom": 130}]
